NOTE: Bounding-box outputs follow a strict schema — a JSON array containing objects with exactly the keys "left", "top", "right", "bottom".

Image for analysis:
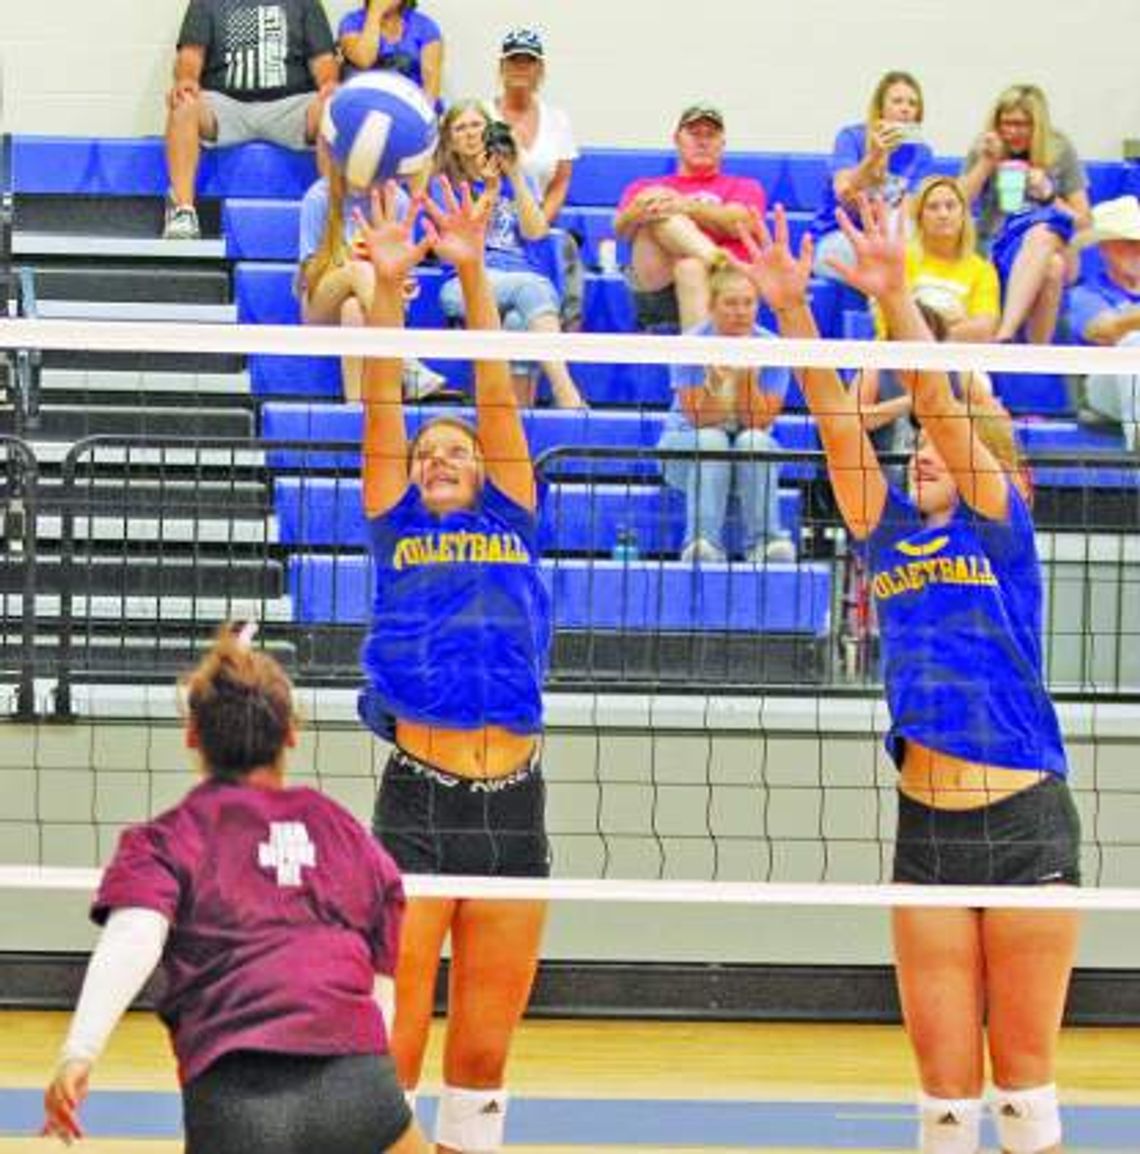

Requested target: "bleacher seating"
[
  {"left": 11, "top": 135, "right": 1138, "bottom": 675},
  {"left": 258, "top": 404, "right": 820, "bottom": 476},
  {"left": 287, "top": 553, "right": 831, "bottom": 633},
  {"left": 274, "top": 477, "right": 804, "bottom": 555}
]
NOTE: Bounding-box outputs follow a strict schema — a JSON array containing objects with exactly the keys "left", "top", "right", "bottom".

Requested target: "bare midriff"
[
  {"left": 899, "top": 738, "right": 1049, "bottom": 810},
  {"left": 395, "top": 719, "right": 538, "bottom": 780}
]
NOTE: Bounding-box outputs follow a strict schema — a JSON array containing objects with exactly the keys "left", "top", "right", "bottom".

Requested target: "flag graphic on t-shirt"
[{"left": 224, "top": 4, "right": 289, "bottom": 92}]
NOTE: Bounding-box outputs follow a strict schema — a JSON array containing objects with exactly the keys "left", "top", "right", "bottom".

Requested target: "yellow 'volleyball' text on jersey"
[
  {"left": 391, "top": 530, "right": 531, "bottom": 570},
  {"left": 872, "top": 548, "right": 999, "bottom": 601}
]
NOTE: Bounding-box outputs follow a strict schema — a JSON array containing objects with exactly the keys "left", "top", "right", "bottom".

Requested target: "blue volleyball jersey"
[
  {"left": 359, "top": 481, "right": 551, "bottom": 739},
  {"left": 863, "top": 485, "right": 1067, "bottom": 776}
]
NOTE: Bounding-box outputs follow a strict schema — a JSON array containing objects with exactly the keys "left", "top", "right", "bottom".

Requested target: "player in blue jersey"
[
  {"left": 733, "top": 200, "right": 1079, "bottom": 1154},
  {"left": 352, "top": 176, "right": 551, "bottom": 1154}
]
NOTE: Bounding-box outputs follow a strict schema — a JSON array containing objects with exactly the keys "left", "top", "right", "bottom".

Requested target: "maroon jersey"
[{"left": 93, "top": 780, "right": 405, "bottom": 1085}]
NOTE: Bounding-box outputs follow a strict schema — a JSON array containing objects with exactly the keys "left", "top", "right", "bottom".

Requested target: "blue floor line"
[{"left": 3, "top": 1089, "right": 1138, "bottom": 1147}]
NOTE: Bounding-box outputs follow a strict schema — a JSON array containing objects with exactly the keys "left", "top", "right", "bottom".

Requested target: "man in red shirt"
[{"left": 614, "top": 105, "right": 767, "bottom": 331}]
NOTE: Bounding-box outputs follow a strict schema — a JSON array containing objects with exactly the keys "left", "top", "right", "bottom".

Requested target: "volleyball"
[{"left": 321, "top": 73, "right": 438, "bottom": 189}]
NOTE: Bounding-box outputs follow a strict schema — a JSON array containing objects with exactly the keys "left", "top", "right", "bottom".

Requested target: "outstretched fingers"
[
  {"left": 732, "top": 205, "right": 778, "bottom": 267},
  {"left": 771, "top": 202, "right": 792, "bottom": 250}
]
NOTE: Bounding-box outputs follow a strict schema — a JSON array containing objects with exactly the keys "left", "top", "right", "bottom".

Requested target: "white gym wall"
[{"left": 1, "top": 0, "right": 1136, "bottom": 159}]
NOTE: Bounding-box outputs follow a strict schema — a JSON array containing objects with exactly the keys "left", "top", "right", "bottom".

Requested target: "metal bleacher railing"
[
  {"left": 0, "top": 431, "right": 1131, "bottom": 718},
  {"left": 0, "top": 436, "right": 39, "bottom": 719}
]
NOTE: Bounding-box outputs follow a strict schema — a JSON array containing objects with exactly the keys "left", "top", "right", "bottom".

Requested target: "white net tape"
[
  {"left": 5, "top": 316, "right": 1140, "bottom": 374},
  {"left": 4, "top": 866, "right": 1140, "bottom": 909}
]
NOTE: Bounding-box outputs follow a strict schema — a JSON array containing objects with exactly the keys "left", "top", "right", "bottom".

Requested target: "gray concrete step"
[
  {"left": 2, "top": 404, "right": 253, "bottom": 438},
  {"left": 39, "top": 368, "right": 251, "bottom": 400},
  {"left": 14, "top": 233, "right": 226, "bottom": 260},
  {"left": 34, "top": 300, "right": 238, "bottom": 323}
]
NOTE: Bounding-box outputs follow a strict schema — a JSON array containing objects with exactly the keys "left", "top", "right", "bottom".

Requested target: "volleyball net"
[{"left": 0, "top": 317, "right": 1138, "bottom": 958}]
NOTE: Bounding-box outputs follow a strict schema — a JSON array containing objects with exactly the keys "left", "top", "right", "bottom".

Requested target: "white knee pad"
[
  {"left": 991, "top": 1083, "right": 1062, "bottom": 1153},
  {"left": 918, "top": 1093, "right": 983, "bottom": 1154},
  {"left": 404, "top": 1087, "right": 417, "bottom": 1112},
  {"left": 435, "top": 1084, "right": 508, "bottom": 1153}
]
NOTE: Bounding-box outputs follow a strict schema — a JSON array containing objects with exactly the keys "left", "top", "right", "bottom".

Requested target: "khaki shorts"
[{"left": 203, "top": 89, "right": 315, "bottom": 149}]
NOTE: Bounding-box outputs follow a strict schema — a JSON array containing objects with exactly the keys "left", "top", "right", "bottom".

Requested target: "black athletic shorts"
[
  {"left": 183, "top": 1051, "right": 411, "bottom": 1154},
  {"left": 893, "top": 775, "right": 1081, "bottom": 886},
  {"left": 373, "top": 746, "right": 551, "bottom": 877}
]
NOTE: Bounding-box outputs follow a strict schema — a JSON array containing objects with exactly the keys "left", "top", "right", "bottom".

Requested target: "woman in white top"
[{"left": 491, "top": 27, "right": 583, "bottom": 329}]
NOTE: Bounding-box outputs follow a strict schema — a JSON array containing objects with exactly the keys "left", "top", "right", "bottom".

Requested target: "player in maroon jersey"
[{"left": 43, "top": 623, "right": 428, "bottom": 1154}]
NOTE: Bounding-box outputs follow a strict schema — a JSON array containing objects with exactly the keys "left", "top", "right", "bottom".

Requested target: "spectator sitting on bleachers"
[
  {"left": 298, "top": 144, "right": 445, "bottom": 401},
  {"left": 613, "top": 105, "right": 767, "bottom": 332},
  {"left": 656, "top": 265, "right": 795, "bottom": 564},
  {"left": 810, "top": 71, "right": 935, "bottom": 283},
  {"left": 1067, "top": 195, "right": 1140, "bottom": 454},
  {"left": 431, "top": 100, "right": 585, "bottom": 408},
  {"left": 490, "top": 28, "right": 583, "bottom": 331},
  {"left": 896, "top": 176, "right": 1000, "bottom": 342},
  {"left": 164, "top": 0, "right": 338, "bottom": 240},
  {"left": 337, "top": 0, "right": 443, "bottom": 111},
  {"left": 856, "top": 300, "right": 995, "bottom": 468},
  {"left": 962, "top": 83, "right": 1090, "bottom": 344}
]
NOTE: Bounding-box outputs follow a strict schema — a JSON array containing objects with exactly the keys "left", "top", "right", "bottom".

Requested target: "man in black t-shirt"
[{"left": 164, "top": 0, "right": 338, "bottom": 239}]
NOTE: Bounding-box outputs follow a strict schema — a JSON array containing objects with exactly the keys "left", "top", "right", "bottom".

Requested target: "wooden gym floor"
[{"left": 1, "top": 1011, "right": 1138, "bottom": 1151}]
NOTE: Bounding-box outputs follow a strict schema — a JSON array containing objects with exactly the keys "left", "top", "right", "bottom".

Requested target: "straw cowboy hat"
[{"left": 1074, "top": 194, "right": 1140, "bottom": 249}]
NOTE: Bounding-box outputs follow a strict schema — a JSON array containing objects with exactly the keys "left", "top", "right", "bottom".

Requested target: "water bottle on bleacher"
[{"left": 611, "top": 526, "right": 641, "bottom": 563}]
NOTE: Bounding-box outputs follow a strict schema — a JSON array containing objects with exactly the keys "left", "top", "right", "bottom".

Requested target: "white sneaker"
[
  {"left": 680, "top": 538, "right": 725, "bottom": 564},
  {"left": 748, "top": 537, "right": 796, "bottom": 564},
  {"left": 403, "top": 359, "right": 447, "bottom": 400},
  {"left": 163, "top": 204, "right": 200, "bottom": 241}
]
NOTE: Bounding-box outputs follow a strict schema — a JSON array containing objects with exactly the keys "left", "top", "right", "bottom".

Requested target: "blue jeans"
[
  {"left": 439, "top": 268, "right": 561, "bottom": 328},
  {"left": 440, "top": 269, "right": 561, "bottom": 379},
  {"left": 658, "top": 425, "right": 786, "bottom": 552}
]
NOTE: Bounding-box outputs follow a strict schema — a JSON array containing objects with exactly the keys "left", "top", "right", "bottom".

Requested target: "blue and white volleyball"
[{"left": 321, "top": 73, "right": 438, "bottom": 189}]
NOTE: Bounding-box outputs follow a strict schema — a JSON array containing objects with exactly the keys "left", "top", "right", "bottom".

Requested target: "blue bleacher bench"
[
  {"left": 235, "top": 259, "right": 844, "bottom": 336},
  {"left": 565, "top": 149, "right": 830, "bottom": 212},
  {"left": 14, "top": 135, "right": 1135, "bottom": 215},
  {"left": 224, "top": 196, "right": 816, "bottom": 270},
  {"left": 224, "top": 198, "right": 304, "bottom": 260},
  {"left": 248, "top": 353, "right": 800, "bottom": 411},
  {"left": 235, "top": 262, "right": 449, "bottom": 328},
  {"left": 286, "top": 553, "right": 832, "bottom": 632},
  {"left": 274, "top": 476, "right": 804, "bottom": 554},
  {"left": 992, "top": 372, "right": 1073, "bottom": 417},
  {"left": 260, "top": 404, "right": 821, "bottom": 475},
  {"left": 13, "top": 136, "right": 318, "bottom": 199}
]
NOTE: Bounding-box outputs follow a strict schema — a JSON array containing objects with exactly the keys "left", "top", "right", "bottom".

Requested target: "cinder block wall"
[{"left": 2, "top": 1, "right": 1138, "bottom": 158}]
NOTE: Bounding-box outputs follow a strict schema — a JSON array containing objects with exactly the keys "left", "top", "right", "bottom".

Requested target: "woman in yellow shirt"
[
  {"left": 903, "top": 175, "right": 999, "bottom": 341},
  {"left": 861, "top": 176, "right": 998, "bottom": 453}
]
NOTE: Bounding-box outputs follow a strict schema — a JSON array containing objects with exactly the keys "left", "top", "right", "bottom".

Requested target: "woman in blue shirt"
[
  {"left": 431, "top": 99, "right": 584, "bottom": 408},
  {"left": 812, "top": 70, "right": 936, "bottom": 282},
  {"left": 656, "top": 264, "right": 795, "bottom": 563},
  {"left": 736, "top": 201, "right": 1080, "bottom": 1154},
  {"left": 353, "top": 177, "right": 552, "bottom": 1154},
  {"left": 338, "top": 0, "right": 443, "bottom": 110}
]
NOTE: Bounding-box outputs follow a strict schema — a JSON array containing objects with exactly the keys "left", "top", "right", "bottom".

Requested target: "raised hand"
[
  {"left": 978, "top": 130, "right": 1006, "bottom": 163},
  {"left": 732, "top": 204, "right": 814, "bottom": 313},
  {"left": 352, "top": 181, "right": 434, "bottom": 287},
  {"left": 826, "top": 195, "right": 908, "bottom": 301},
  {"left": 423, "top": 175, "right": 491, "bottom": 269},
  {"left": 871, "top": 119, "right": 902, "bottom": 159},
  {"left": 1026, "top": 166, "right": 1055, "bottom": 203}
]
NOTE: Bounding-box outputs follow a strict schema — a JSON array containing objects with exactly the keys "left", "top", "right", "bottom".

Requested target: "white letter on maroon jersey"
[{"left": 258, "top": 822, "right": 317, "bottom": 886}]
